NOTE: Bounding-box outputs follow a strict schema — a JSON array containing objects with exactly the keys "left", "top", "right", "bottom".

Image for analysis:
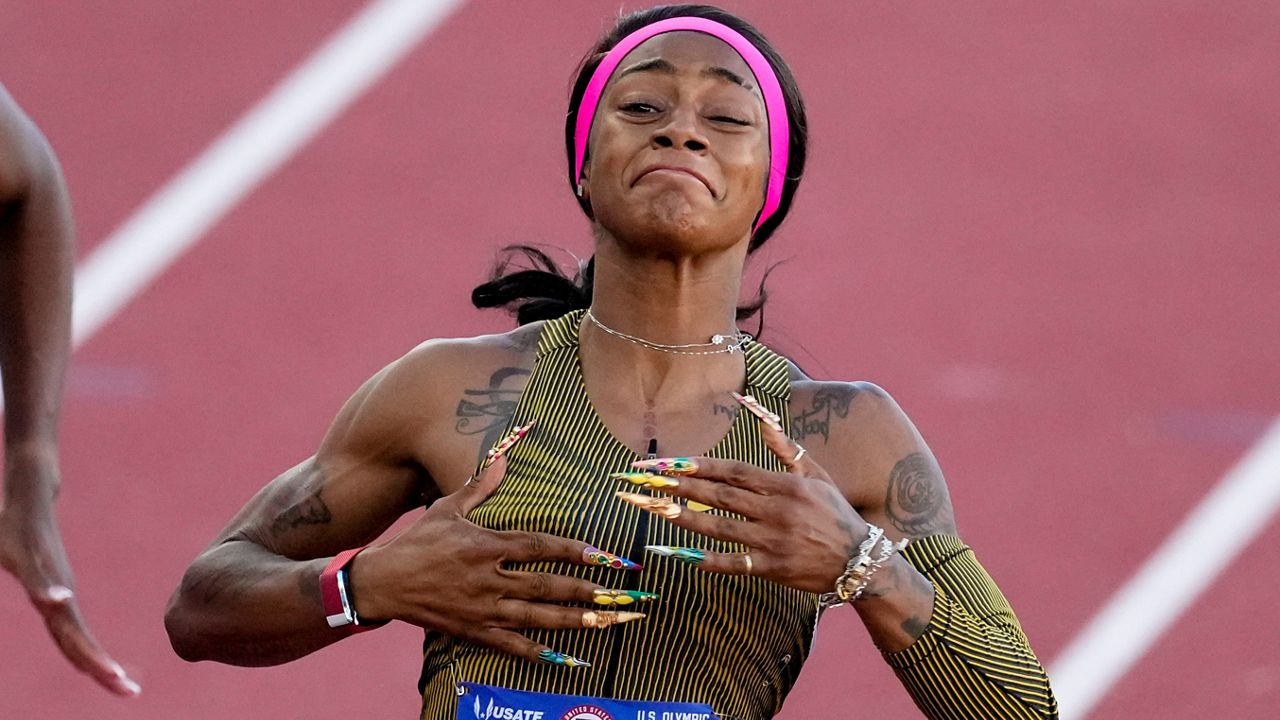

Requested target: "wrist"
[
  {"left": 2, "top": 443, "right": 61, "bottom": 507},
  {"left": 346, "top": 546, "right": 389, "bottom": 624},
  {"left": 818, "top": 524, "right": 909, "bottom": 609},
  {"left": 319, "top": 547, "right": 388, "bottom": 631}
]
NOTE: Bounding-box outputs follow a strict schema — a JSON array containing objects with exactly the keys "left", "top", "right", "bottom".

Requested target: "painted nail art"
[
  {"left": 610, "top": 471, "right": 680, "bottom": 489},
  {"left": 686, "top": 501, "right": 712, "bottom": 512},
  {"left": 616, "top": 492, "right": 682, "bottom": 519},
  {"left": 731, "top": 392, "right": 784, "bottom": 432},
  {"left": 644, "top": 545, "right": 707, "bottom": 565},
  {"left": 632, "top": 457, "right": 698, "bottom": 475},
  {"left": 581, "top": 610, "right": 647, "bottom": 629},
  {"left": 538, "top": 649, "right": 591, "bottom": 667},
  {"left": 482, "top": 420, "right": 536, "bottom": 469},
  {"left": 583, "top": 546, "right": 642, "bottom": 571},
  {"left": 592, "top": 589, "right": 660, "bottom": 606}
]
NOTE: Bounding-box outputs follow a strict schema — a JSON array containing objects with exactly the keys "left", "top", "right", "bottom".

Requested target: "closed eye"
[{"left": 710, "top": 115, "right": 751, "bottom": 126}]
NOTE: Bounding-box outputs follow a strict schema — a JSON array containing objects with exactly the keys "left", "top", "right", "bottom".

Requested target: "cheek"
[{"left": 727, "top": 143, "right": 770, "bottom": 198}]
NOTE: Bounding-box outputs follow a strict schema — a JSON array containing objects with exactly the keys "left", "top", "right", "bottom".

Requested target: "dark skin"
[
  {"left": 0, "top": 85, "right": 140, "bottom": 696},
  {"left": 166, "top": 32, "right": 954, "bottom": 669}
]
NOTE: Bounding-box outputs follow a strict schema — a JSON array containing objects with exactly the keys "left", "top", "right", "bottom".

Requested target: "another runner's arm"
[
  {"left": 830, "top": 383, "right": 1058, "bottom": 719},
  {"left": 165, "top": 349, "right": 436, "bottom": 666},
  {"left": 0, "top": 83, "right": 73, "bottom": 509}
]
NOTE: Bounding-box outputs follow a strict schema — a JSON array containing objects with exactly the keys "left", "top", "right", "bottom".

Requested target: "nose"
[{"left": 651, "top": 107, "right": 707, "bottom": 153}]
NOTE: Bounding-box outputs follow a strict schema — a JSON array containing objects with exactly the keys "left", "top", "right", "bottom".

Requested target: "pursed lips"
[{"left": 634, "top": 165, "right": 715, "bottom": 197}]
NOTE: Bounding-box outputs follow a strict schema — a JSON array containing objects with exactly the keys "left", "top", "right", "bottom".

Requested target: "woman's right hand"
[{"left": 350, "top": 451, "right": 644, "bottom": 665}]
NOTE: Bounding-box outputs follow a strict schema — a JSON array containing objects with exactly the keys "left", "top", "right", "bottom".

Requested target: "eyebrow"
[{"left": 616, "top": 57, "right": 756, "bottom": 91}]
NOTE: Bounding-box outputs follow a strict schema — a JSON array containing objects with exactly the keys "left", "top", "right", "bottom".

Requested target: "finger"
[
  {"left": 611, "top": 472, "right": 769, "bottom": 519},
  {"left": 634, "top": 456, "right": 791, "bottom": 495},
  {"left": 616, "top": 493, "right": 767, "bottom": 547},
  {"left": 643, "top": 546, "right": 760, "bottom": 577},
  {"left": 477, "top": 627, "right": 592, "bottom": 668},
  {"left": 35, "top": 587, "right": 141, "bottom": 697},
  {"left": 452, "top": 420, "right": 536, "bottom": 515},
  {"left": 497, "top": 531, "right": 642, "bottom": 571},
  {"left": 493, "top": 598, "right": 646, "bottom": 631},
  {"left": 496, "top": 570, "right": 600, "bottom": 604}
]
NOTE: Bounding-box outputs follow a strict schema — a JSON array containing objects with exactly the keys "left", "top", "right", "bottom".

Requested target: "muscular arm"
[
  {"left": 165, "top": 356, "right": 434, "bottom": 666},
  {"left": 799, "top": 380, "right": 1057, "bottom": 718}
]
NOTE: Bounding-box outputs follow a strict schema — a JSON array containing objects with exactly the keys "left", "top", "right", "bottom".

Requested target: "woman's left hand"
[{"left": 617, "top": 419, "right": 869, "bottom": 594}]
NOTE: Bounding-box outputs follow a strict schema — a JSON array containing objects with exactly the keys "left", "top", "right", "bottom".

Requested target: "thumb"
[
  {"left": 453, "top": 453, "right": 507, "bottom": 516},
  {"left": 453, "top": 420, "right": 535, "bottom": 515}
]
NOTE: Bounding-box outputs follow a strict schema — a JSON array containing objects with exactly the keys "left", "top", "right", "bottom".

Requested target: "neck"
[{"left": 580, "top": 235, "right": 750, "bottom": 401}]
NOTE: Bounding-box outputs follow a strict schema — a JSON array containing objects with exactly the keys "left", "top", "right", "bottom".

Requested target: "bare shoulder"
[
  {"left": 324, "top": 321, "right": 543, "bottom": 490},
  {"left": 390, "top": 322, "right": 542, "bottom": 402},
  {"left": 339, "top": 322, "right": 541, "bottom": 441},
  {"left": 787, "top": 366, "right": 958, "bottom": 538}
]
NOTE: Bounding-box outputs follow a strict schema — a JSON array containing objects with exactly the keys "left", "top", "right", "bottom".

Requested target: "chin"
[
  {"left": 595, "top": 192, "right": 746, "bottom": 253},
  {"left": 644, "top": 192, "right": 703, "bottom": 237}
]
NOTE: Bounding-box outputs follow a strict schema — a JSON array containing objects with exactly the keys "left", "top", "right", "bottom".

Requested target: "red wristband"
[{"left": 320, "top": 547, "right": 377, "bottom": 630}]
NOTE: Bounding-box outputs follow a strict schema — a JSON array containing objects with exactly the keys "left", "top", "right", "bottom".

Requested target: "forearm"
[
  {"left": 0, "top": 100, "right": 74, "bottom": 501},
  {"left": 164, "top": 540, "right": 344, "bottom": 666},
  {"left": 869, "top": 535, "right": 1058, "bottom": 719}
]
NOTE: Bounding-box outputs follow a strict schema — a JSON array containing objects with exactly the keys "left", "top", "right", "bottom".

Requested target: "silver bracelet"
[
  {"left": 819, "top": 526, "right": 909, "bottom": 608},
  {"left": 819, "top": 524, "right": 884, "bottom": 608}
]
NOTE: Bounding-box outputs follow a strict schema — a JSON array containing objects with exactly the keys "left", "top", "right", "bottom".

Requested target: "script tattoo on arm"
[
  {"left": 712, "top": 402, "right": 740, "bottom": 420},
  {"left": 791, "top": 384, "right": 859, "bottom": 444},
  {"left": 884, "top": 452, "right": 955, "bottom": 537},
  {"left": 456, "top": 366, "right": 529, "bottom": 464}
]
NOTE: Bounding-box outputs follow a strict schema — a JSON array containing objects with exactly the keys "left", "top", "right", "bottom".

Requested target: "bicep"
[
  {"left": 837, "top": 382, "right": 958, "bottom": 539},
  {"left": 216, "top": 453, "right": 425, "bottom": 560},
  {"left": 213, "top": 358, "right": 440, "bottom": 559}
]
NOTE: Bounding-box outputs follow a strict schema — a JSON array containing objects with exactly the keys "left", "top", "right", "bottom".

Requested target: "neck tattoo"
[{"left": 584, "top": 309, "right": 750, "bottom": 355}]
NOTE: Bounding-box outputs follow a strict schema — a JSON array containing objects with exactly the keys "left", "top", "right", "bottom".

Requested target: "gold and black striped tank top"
[{"left": 419, "top": 310, "right": 819, "bottom": 720}]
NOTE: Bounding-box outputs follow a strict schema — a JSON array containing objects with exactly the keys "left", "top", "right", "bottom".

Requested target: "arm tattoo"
[
  {"left": 456, "top": 366, "right": 529, "bottom": 464},
  {"left": 885, "top": 452, "right": 952, "bottom": 536},
  {"left": 791, "top": 385, "right": 858, "bottom": 444},
  {"left": 269, "top": 488, "right": 332, "bottom": 538},
  {"left": 712, "top": 402, "right": 741, "bottom": 419}
]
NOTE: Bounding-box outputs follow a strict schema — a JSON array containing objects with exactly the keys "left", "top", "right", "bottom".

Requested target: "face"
[{"left": 580, "top": 31, "right": 770, "bottom": 253}]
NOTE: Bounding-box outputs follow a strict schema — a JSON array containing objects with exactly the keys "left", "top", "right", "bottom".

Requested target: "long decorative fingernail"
[
  {"left": 581, "top": 610, "right": 647, "bottom": 629},
  {"left": 610, "top": 471, "right": 680, "bottom": 489},
  {"left": 538, "top": 649, "right": 591, "bottom": 667},
  {"left": 46, "top": 585, "right": 75, "bottom": 602},
  {"left": 592, "top": 589, "right": 660, "bottom": 606},
  {"left": 644, "top": 545, "right": 707, "bottom": 565},
  {"left": 731, "top": 392, "right": 784, "bottom": 432},
  {"left": 583, "top": 545, "right": 642, "bottom": 571},
  {"left": 632, "top": 457, "right": 698, "bottom": 475},
  {"left": 687, "top": 501, "right": 711, "bottom": 512},
  {"left": 616, "top": 491, "right": 682, "bottom": 519},
  {"left": 482, "top": 420, "right": 536, "bottom": 468}
]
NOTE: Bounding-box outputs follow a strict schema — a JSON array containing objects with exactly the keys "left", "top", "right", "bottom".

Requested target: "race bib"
[{"left": 457, "top": 682, "right": 718, "bottom": 720}]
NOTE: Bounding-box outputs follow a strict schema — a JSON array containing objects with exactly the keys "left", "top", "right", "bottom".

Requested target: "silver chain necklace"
[{"left": 584, "top": 308, "right": 751, "bottom": 355}]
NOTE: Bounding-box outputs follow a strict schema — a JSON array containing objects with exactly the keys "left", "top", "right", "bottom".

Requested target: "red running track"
[{"left": 2, "top": 1, "right": 1278, "bottom": 717}]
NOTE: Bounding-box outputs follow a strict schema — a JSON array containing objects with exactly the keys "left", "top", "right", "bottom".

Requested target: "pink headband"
[{"left": 572, "top": 16, "right": 790, "bottom": 232}]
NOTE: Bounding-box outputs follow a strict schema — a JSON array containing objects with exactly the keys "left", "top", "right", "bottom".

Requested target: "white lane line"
[
  {"left": 1050, "top": 418, "right": 1280, "bottom": 718},
  {"left": 70, "top": 0, "right": 466, "bottom": 346}
]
